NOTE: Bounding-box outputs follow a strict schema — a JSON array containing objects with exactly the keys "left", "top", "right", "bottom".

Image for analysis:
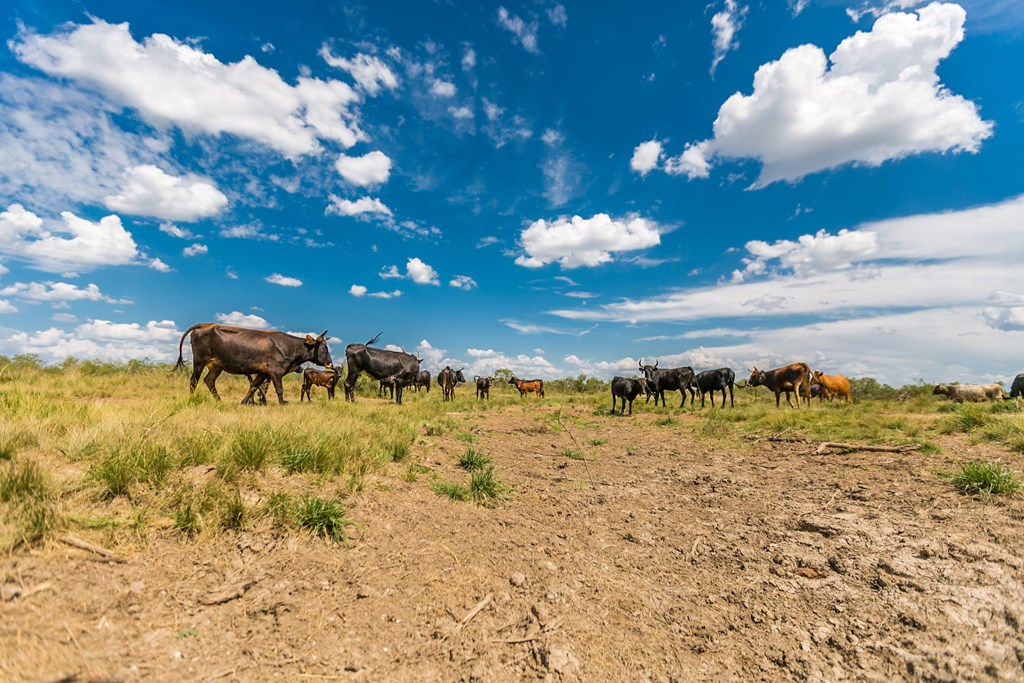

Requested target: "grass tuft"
[
  {"left": 432, "top": 480, "right": 470, "bottom": 502},
  {"left": 951, "top": 460, "right": 1022, "bottom": 496},
  {"left": 294, "top": 496, "right": 355, "bottom": 542},
  {"left": 470, "top": 466, "right": 507, "bottom": 506},
  {"left": 457, "top": 447, "right": 491, "bottom": 472},
  {"left": 89, "top": 442, "right": 173, "bottom": 498},
  {"left": 0, "top": 459, "right": 49, "bottom": 502}
]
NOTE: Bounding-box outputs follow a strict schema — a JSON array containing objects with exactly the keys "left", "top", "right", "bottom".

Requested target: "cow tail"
[{"left": 174, "top": 324, "right": 203, "bottom": 371}]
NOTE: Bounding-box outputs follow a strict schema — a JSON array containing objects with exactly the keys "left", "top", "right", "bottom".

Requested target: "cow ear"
[{"left": 305, "top": 334, "right": 316, "bottom": 345}]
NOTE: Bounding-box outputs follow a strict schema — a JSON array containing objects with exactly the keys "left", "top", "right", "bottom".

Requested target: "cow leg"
[
  {"left": 728, "top": 385, "right": 734, "bottom": 407},
  {"left": 189, "top": 364, "right": 204, "bottom": 394},
  {"left": 327, "top": 385, "right": 335, "bottom": 399},
  {"left": 627, "top": 398, "right": 633, "bottom": 416},
  {"left": 203, "top": 366, "right": 224, "bottom": 401},
  {"left": 395, "top": 383, "right": 403, "bottom": 405},
  {"left": 240, "top": 372, "right": 266, "bottom": 405},
  {"left": 269, "top": 373, "right": 286, "bottom": 404},
  {"left": 344, "top": 370, "right": 360, "bottom": 401}
]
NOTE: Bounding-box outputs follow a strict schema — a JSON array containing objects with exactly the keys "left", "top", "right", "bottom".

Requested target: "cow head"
[
  {"left": 933, "top": 384, "right": 949, "bottom": 396},
  {"left": 508, "top": 376, "right": 518, "bottom": 385},
  {"left": 455, "top": 368, "right": 466, "bottom": 383},
  {"left": 811, "top": 370, "right": 824, "bottom": 382},
  {"left": 304, "top": 330, "right": 333, "bottom": 368},
  {"left": 747, "top": 367, "right": 765, "bottom": 387},
  {"left": 638, "top": 360, "right": 659, "bottom": 384}
]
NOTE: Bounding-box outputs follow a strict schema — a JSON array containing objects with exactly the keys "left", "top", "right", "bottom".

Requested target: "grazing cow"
[
  {"left": 746, "top": 363, "right": 811, "bottom": 408},
  {"left": 411, "top": 370, "right": 431, "bottom": 393},
  {"left": 638, "top": 360, "right": 696, "bottom": 408},
  {"left": 1008, "top": 373, "right": 1024, "bottom": 399},
  {"left": 509, "top": 377, "right": 544, "bottom": 398},
  {"left": 474, "top": 375, "right": 492, "bottom": 399},
  {"left": 811, "top": 370, "right": 852, "bottom": 403},
  {"left": 301, "top": 366, "right": 341, "bottom": 401},
  {"left": 437, "top": 366, "right": 466, "bottom": 401},
  {"left": 343, "top": 333, "right": 420, "bottom": 405},
  {"left": 933, "top": 383, "right": 1004, "bottom": 402},
  {"left": 175, "top": 323, "right": 332, "bottom": 404},
  {"left": 695, "top": 368, "right": 735, "bottom": 408},
  {"left": 610, "top": 376, "right": 646, "bottom": 415}
]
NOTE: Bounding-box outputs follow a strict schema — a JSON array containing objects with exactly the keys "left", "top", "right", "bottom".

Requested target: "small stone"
[{"left": 509, "top": 572, "right": 527, "bottom": 588}]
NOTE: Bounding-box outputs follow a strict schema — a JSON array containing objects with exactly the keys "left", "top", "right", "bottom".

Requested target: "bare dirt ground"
[{"left": 3, "top": 404, "right": 1023, "bottom": 682}]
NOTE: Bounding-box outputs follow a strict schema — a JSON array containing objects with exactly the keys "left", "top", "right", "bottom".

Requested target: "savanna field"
[{"left": 2, "top": 358, "right": 1024, "bottom": 682}]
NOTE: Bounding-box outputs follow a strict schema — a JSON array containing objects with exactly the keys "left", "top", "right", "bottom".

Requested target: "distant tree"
[{"left": 493, "top": 368, "right": 514, "bottom": 383}]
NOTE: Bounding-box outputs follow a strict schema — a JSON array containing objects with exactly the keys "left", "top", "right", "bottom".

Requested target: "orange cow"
[{"left": 811, "top": 370, "right": 851, "bottom": 403}]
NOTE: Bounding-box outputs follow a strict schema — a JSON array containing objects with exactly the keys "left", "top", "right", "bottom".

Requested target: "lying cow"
[
  {"left": 811, "top": 370, "right": 851, "bottom": 403},
  {"left": 695, "top": 367, "right": 735, "bottom": 408},
  {"left": 933, "top": 383, "right": 1004, "bottom": 402},
  {"left": 302, "top": 366, "right": 341, "bottom": 401},
  {"left": 474, "top": 375, "right": 492, "bottom": 399},
  {"left": 509, "top": 376, "right": 544, "bottom": 398},
  {"left": 747, "top": 363, "right": 811, "bottom": 408},
  {"left": 610, "top": 376, "right": 646, "bottom": 415}
]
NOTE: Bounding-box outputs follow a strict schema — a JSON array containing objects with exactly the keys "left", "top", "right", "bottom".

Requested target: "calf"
[
  {"left": 811, "top": 370, "right": 851, "bottom": 403},
  {"left": 509, "top": 377, "right": 544, "bottom": 398},
  {"left": 379, "top": 379, "right": 394, "bottom": 399},
  {"left": 437, "top": 366, "right": 466, "bottom": 401},
  {"left": 474, "top": 375, "right": 492, "bottom": 399},
  {"left": 411, "top": 370, "right": 431, "bottom": 393},
  {"left": 695, "top": 368, "right": 735, "bottom": 407},
  {"left": 746, "top": 363, "right": 811, "bottom": 408},
  {"left": 610, "top": 376, "right": 646, "bottom": 415},
  {"left": 301, "top": 366, "right": 341, "bottom": 401},
  {"left": 638, "top": 360, "right": 696, "bottom": 408},
  {"left": 933, "top": 383, "right": 1004, "bottom": 402}
]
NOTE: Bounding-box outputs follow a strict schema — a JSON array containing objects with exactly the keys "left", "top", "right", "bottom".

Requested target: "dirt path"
[{"left": 3, "top": 406, "right": 1023, "bottom": 682}]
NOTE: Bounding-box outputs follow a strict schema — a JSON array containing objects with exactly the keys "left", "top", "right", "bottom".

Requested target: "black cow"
[
  {"left": 411, "top": 370, "right": 431, "bottom": 393},
  {"left": 695, "top": 368, "right": 735, "bottom": 408},
  {"left": 437, "top": 366, "right": 466, "bottom": 401},
  {"left": 343, "top": 333, "right": 420, "bottom": 405},
  {"left": 1009, "top": 373, "right": 1024, "bottom": 399},
  {"left": 175, "top": 323, "right": 332, "bottom": 404},
  {"left": 747, "top": 363, "right": 811, "bottom": 408},
  {"left": 610, "top": 376, "right": 646, "bottom": 415},
  {"left": 474, "top": 375, "right": 492, "bottom": 399},
  {"left": 638, "top": 360, "right": 696, "bottom": 408}
]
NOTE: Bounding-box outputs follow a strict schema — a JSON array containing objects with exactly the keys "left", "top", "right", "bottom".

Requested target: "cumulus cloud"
[
  {"left": 0, "top": 300, "right": 18, "bottom": 314},
  {"left": 651, "top": 3, "right": 993, "bottom": 186},
  {"left": 325, "top": 196, "right": 393, "bottom": 218},
  {"left": 710, "top": 0, "right": 748, "bottom": 75},
  {"left": 13, "top": 19, "right": 364, "bottom": 157},
  {"left": 380, "top": 257, "right": 440, "bottom": 285},
  {"left": 515, "top": 213, "right": 663, "bottom": 269},
  {"left": 319, "top": 48, "right": 398, "bottom": 96},
  {"left": 335, "top": 151, "right": 392, "bottom": 187},
  {"left": 265, "top": 273, "right": 302, "bottom": 287},
  {"left": 0, "top": 281, "right": 128, "bottom": 304},
  {"left": 149, "top": 258, "right": 172, "bottom": 273},
  {"left": 369, "top": 289, "right": 402, "bottom": 299},
  {"left": 159, "top": 222, "right": 194, "bottom": 239},
  {"left": 0, "top": 319, "right": 180, "bottom": 363},
  {"left": 731, "top": 228, "right": 879, "bottom": 282},
  {"left": 449, "top": 275, "right": 478, "bottom": 290},
  {"left": 0, "top": 203, "right": 140, "bottom": 273},
  {"left": 498, "top": 7, "right": 540, "bottom": 53},
  {"left": 430, "top": 79, "right": 456, "bottom": 97},
  {"left": 182, "top": 243, "right": 208, "bottom": 257},
  {"left": 349, "top": 284, "right": 367, "bottom": 297},
  {"left": 630, "top": 139, "right": 664, "bottom": 176},
  {"left": 103, "top": 165, "right": 227, "bottom": 221},
  {"left": 215, "top": 311, "right": 270, "bottom": 328}
]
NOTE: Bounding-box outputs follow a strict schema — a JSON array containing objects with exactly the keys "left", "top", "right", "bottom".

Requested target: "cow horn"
[
  {"left": 654, "top": 360, "right": 658, "bottom": 368},
  {"left": 319, "top": 330, "right": 328, "bottom": 340}
]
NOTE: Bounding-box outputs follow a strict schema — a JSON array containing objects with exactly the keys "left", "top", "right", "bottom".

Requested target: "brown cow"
[
  {"left": 811, "top": 370, "right": 851, "bottom": 403},
  {"left": 746, "top": 363, "right": 811, "bottom": 408},
  {"left": 302, "top": 366, "right": 341, "bottom": 401},
  {"left": 509, "top": 376, "right": 544, "bottom": 398}
]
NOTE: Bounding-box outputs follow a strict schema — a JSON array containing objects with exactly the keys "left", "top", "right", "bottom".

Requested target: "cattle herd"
[{"left": 175, "top": 323, "right": 1024, "bottom": 411}]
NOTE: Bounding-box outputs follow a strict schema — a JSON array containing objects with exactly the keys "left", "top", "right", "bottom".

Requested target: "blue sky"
[{"left": 1, "top": 0, "right": 1022, "bottom": 386}]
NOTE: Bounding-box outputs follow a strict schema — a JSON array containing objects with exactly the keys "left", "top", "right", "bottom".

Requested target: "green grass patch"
[
  {"left": 0, "top": 459, "right": 49, "bottom": 502},
  {"left": 432, "top": 481, "right": 470, "bottom": 502},
  {"left": 294, "top": 496, "right": 356, "bottom": 542},
  {"left": 89, "top": 441, "right": 174, "bottom": 498},
  {"left": 951, "top": 460, "right": 1022, "bottom": 496},
  {"left": 654, "top": 417, "right": 677, "bottom": 427},
  {"left": 587, "top": 438, "right": 606, "bottom": 446},
  {"left": 470, "top": 466, "right": 507, "bottom": 506},
  {"left": 457, "top": 447, "right": 491, "bottom": 471}
]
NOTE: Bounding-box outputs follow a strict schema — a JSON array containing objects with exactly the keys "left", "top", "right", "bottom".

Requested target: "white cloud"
[
  {"left": 0, "top": 281, "right": 128, "bottom": 304},
  {"left": 182, "top": 243, "right": 208, "bottom": 257},
  {"left": 51, "top": 312, "right": 77, "bottom": 323},
  {"left": 325, "top": 196, "right": 393, "bottom": 218},
  {"left": 319, "top": 48, "right": 398, "bottom": 97},
  {"left": 215, "top": 311, "right": 270, "bottom": 328},
  {"left": 159, "top": 222, "right": 194, "bottom": 239},
  {"left": 0, "top": 75, "right": 167, "bottom": 209},
  {"left": 14, "top": 19, "right": 364, "bottom": 157},
  {"left": 515, "top": 213, "right": 663, "bottom": 269},
  {"left": 548, "top": 4, "right": 568, "bottom": 27},
  {"left": 349, "top": 284, "right": 367, "bottom": 297},
  {"left": 446, "top": 347, "right": 558, "bottom": 379},
  {"left": 710, "top": 0, "right": 748, "bottom": 75},
  {"left": 462, "top": 47, "right": 477, "bottom": 71},
  {"left": 265, "top": 273, "right": 302, "bottom": 287},
  {"left": 369, "top": 289, "right": 402, "bottom": 299},
  {"left": 335, "top": 151, "right": 392, "bottom": 187},
  {"left": 659, "top": 3, "right": 993, "bottom": 186},
  {"left": 0, "top": 319, "right": 181, "bottom": 363},
  {"left": 731, "top": 228, "right": 879, "bottom": 282},
  {"left": 379, "top": 258, "right": 440, "bottom": 285},
  {"left": 630, "top": 139, "right": 663, "bottom": 176},
  {"left": 0, "top": 204, "right": 140, "bottom": 273},
  {"left": 449, "top": 275, "right": 478, "bottom": 290},
  {"left": 0, "top": 300, "right": 17, "bottom": 314},
  {"left": 449, "top": 106, "right": 474, "bottom": 120},
  {"left": 103, "top": 165, "right": 228, "bottom": 221},
  {"left": 149, "top": 257, "right": 172, "bottom": 273},
  {"left": 498, "top": 7, "right": 540, "bottom": 54},
  {"left": 431, "top": 79, "right": 456, "bottom": 97}
]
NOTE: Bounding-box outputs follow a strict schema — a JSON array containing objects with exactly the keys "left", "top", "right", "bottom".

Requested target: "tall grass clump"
[
  {"left": 432, "top": 481, "right": 470, "bottom": 502},
  {"left": 0, "top": 427, "right": 39, "bottom": 461},
  {"left": 457, "top": 447, "right": 490, "bottom": 471},
  {"left": 0, "top": 459, "right": 49, "bottom": 502},
  {"left": 940, "top": 404, "right": 991, "bottom": 434},
  {"left": 294, "top": 496, "right": 355, "bottom": 542},
  {"left": 951, "top": 460, "right": 1022, "bottom": 496},
  {"left": 218, "top": 426, "right": 279, "bottom": 477},
  {"left": 470, "top": 466, "right": 507, "bottom": 506},
  {"left": 89, "top": 441, "right": 174, "bottom": 498}
]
